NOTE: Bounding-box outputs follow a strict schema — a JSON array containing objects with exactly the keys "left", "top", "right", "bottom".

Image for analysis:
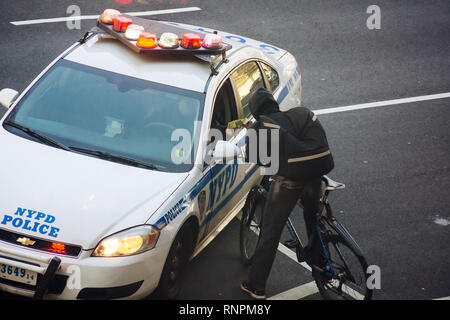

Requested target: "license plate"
[{"left": 0, "top": 263, "right": 37, "bottom": 286}]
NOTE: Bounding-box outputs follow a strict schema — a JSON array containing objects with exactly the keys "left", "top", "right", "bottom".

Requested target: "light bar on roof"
[{"left": 96, "top": 10, "right": 232, "bottom": 56}]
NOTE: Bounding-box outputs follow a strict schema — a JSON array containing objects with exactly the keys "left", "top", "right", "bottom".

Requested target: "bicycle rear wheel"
[
  {"left": 313, "top": 234, "right": 373, "bottom": 300},
  {"left": 240, "top": 185, "right": 266, "bottom": 265}
]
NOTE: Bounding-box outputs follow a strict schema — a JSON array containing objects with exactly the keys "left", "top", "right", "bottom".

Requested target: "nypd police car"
[{"left": 0, "top": 9, "right": 302, "bottom": 299}]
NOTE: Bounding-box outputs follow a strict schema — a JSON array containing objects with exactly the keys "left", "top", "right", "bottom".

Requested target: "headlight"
[{"left": 92, "top": 225, "right": 160, "bottom": 257}]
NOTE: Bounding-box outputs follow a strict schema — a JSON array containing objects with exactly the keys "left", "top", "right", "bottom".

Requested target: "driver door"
[{"left": 203, "top": 61, "right": 267, "bottom": 237}]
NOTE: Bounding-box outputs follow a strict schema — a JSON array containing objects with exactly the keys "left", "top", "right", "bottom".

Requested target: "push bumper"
[
  {"left": 0, "top": 242, "right": 167, "bottom": 299},
  {"left": 0, "top": 245, "right": 61, "bottom": 299}
]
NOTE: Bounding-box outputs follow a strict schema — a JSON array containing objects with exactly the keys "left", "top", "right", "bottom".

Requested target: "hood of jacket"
[{"left": 249, "top": 88, "right": 280, "bottom": 120}]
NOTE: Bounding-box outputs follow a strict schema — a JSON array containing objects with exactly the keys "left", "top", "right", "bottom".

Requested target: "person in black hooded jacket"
[{"left": 240, "top": 88, "right": 329, "bottom": 300}]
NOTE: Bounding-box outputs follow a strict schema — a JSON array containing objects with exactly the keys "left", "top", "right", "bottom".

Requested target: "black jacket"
[{"left": 246, "top": 89, "right": 334, "bottom": 180}]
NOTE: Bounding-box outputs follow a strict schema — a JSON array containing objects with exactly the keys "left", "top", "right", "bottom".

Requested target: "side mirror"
[
  {"left": 212, "top": 140, "right": 243, "bottom": 162},
  {"left": 0, "top": 88, "right": 19, "bottom": 109}
]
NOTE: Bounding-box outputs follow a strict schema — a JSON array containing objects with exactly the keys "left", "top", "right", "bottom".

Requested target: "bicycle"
[{"left": 240, "top": 175, "right": 373, "bottom": 300}]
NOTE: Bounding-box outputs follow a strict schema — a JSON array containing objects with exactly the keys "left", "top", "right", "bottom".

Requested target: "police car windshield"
[{"left": 6, "top": 59, "right": 204, "bottom": 173}]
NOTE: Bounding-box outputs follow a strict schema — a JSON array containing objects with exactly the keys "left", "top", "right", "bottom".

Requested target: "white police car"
[{"left": 0, "top": 9, "right": 302, "bottom": 299}]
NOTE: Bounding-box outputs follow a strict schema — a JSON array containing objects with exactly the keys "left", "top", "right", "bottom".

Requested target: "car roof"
[
  {"left": 64, "top": 35, "right": 213, "bottom": 93},
  {"left": 64, "top": 17, "right": 287, "bottom": 93}
]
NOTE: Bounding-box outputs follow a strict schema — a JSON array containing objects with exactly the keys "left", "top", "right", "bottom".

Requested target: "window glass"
[
  {"left": 231, "top": 61, "right": 265, "bottom": 118},
  {"left": 210, "top": 79, "right": 237, "bottom": 140},
  {"left": 6, "top": 60, "right": 204, "bottom": 172},
  {"left": 261, "top": 62, "right": 280, "bottom": 92}
]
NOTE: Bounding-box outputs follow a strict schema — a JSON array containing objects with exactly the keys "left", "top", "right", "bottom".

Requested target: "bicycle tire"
[
  {"left": 239, "top": 185, "right": 266, "bottom": 265},
  {"left": 312, "top": 234, "right": 373, "bottom": 300}
]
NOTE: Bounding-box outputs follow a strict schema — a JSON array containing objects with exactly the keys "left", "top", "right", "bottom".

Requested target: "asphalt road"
[{"left": 0, "top": 0, "right": 449, "bottom": 301}]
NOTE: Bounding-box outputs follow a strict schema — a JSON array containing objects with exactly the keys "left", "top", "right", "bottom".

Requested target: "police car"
[{"left": 0, "top": 9, "right": 302, "bottom": 299}]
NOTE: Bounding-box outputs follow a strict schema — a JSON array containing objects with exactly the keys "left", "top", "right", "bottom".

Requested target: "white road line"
[
  {"left": 434, "top": 296, "right": 450, "bottom": 300},
  {"left": 313, "top": 92, "right": 450, "bottom": 115},
  {"left": 267, "top": 281, "right": 318, "bottom": 300},
  {"left": 277, "top": 242, "right": 311, "bottom": 271},
  {"left": 10, "top": 7, "right": 202, "bottom": 26}
]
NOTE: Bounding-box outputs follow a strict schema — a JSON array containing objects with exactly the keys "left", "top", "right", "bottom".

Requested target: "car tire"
[{"left": 153, "top": 225, "right": 194, "bottom": 300}]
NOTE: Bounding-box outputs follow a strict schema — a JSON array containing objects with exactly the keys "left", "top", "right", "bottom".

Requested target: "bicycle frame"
[
  {"left": 285, "top": 190, "right": 364, "bottom": 279},
  {"left": 321, "top": 191, "right": 364, "bottom": 257},
  {"left": 250, "top": 177, "right": 370, "bottom": 299},
  {"left": 260, "top": 177, "right": 364, "bottom": 277},
  {"left": 286, "top": 214, "right": 338, "bottom": 278}
]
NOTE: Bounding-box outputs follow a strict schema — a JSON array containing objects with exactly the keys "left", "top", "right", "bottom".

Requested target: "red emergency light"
[
  {"left": 181, "top": 33, "right": 202, "bottom": 49},
  {"left": 113, "top": 16, "right": 133, "bottom": 32},
  {"left": 48, "top": 242, "right": 68, "bottom": 254}
]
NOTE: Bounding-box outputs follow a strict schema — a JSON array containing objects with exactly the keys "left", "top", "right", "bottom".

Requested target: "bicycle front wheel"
[
  {"left": 313, "top": 234, "right": 373, "bottom": 300},
  {"left": 240, "top": 186, "right": 266, "bottom": 265}
]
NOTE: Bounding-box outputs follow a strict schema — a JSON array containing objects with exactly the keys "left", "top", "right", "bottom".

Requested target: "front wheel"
[
  {"left": 153, "top": 226, "right": 194, "bottom": 299},
  {"left": 312, "top": 234, "right": 373, "bottom": 300},
  {"left": 240, "top": 185, "right": 266, "bottom": 265}
]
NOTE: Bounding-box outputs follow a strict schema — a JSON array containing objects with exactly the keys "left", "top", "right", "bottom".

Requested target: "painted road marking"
[
  {"left": 314, "top": 92, "right": 450, "bottom": 115},
  {"left": 277, "top": 242, "right": 312, "bottom": 271},
  {"left": 434, "top": 296, "right": 450, "bottom": 300},
  {"left": 10, "top": 7, "right": 202, "bottom": 26},
  {"left": 267, "top": 281, "right": 318, "bottom": 300}
]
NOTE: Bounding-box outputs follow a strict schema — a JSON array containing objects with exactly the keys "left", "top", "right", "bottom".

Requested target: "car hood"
[{"left": 0, "top": 130, "right": 188, "bottom": 249}]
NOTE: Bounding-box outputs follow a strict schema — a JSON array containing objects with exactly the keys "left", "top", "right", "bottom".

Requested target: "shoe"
[{"left": 240, "top": 281, "right": 266, "bottom": 300}]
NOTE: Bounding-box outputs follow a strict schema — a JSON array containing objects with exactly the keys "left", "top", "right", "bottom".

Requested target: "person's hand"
[{"left": 227, "top": 118, "right": 250, "bottom": 130}]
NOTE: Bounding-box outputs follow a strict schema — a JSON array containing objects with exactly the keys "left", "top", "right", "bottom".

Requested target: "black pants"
[{"left": 247, "top": 176, "right": 322, "bottom": 291}]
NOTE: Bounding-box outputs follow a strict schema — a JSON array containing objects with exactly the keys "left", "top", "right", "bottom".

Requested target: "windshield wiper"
[
  {"left": 69, "top": 146, "right": 160, "bottom": 171},
  {"left": 4, "top": 120, "right": 160, "bottom": 170},
  {"left": 4, "top": 120, "right": 71, "bottom": 151}
]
